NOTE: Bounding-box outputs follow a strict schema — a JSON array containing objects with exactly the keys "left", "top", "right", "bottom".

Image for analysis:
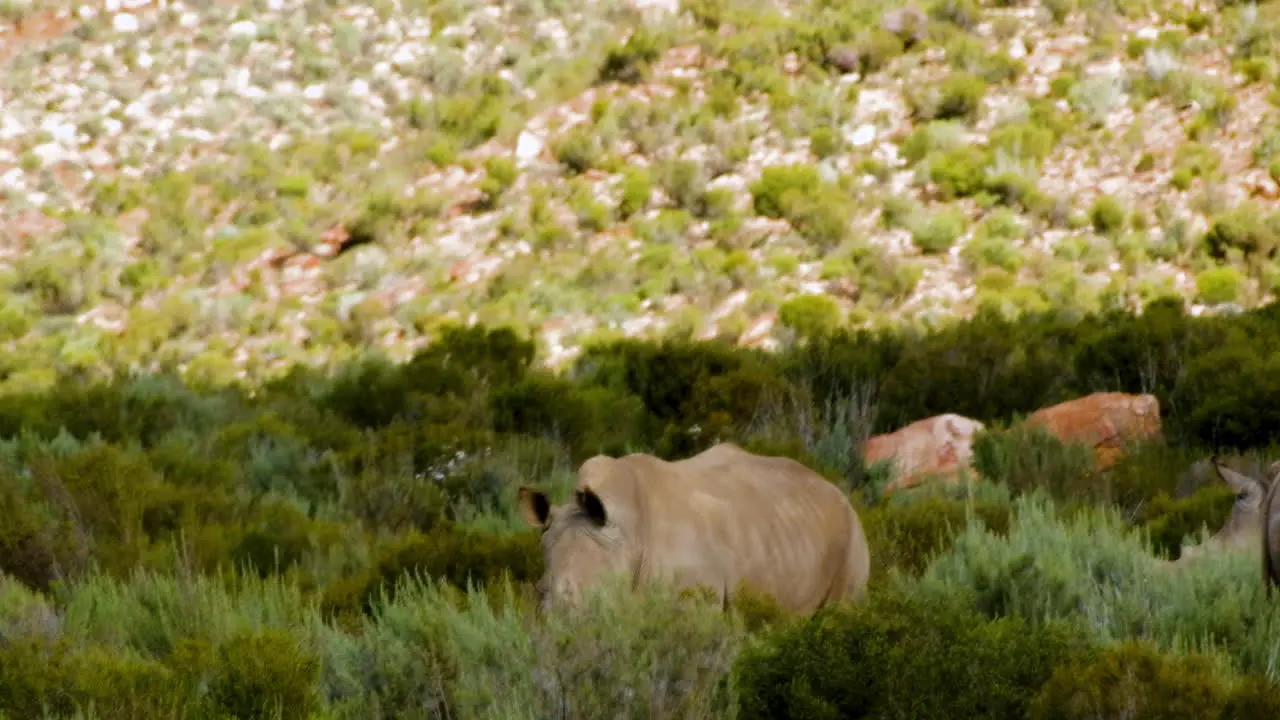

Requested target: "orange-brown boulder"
[
  {"left": 1022, "top": 392, "right": 1162, "bottom": 470},
  {"left": 863, "top": 413, "right": 987, "bottom": 493}
]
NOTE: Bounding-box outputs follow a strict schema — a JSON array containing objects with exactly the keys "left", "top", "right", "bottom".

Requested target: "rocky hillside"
[{"left": 1, "top": 0, "right": 1276, "bottom": 389}]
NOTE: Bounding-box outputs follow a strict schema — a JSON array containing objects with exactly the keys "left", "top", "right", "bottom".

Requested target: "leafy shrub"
[
  {"left": 861, "top": 492, "right": 1013, "bottom": 578},
  {"left": 323, "top": 525, "right": 543, "bottom": 617},
  {"left": 971, "top": 423, "right": 1098, "bottom": 505},
  {"left": 1197, "top": 265, "right": 1245, "bottom": 305},
  {"left": 1135, "top": 483, "right": 1236, "bottom": 560},
  {"left": 778, "top": 294, "right": 842, "bottom": 341},
  {"left": 909, "top": 71, "right": 989, "bottom": 121},
  {"left": 1089, "top": 196, "right": 1127, "bottom": 235},
  {"left": 734, "top": 581, "right": 1091, "bottom": 720},
  {"left": 598, "top": 26, "right": 664, "bottom": 84},
  {"left": 910, "top": 207, "right": 967, "bottom": 254},
  {"left": 1202, "top": 205, "right": 1280, "bottom": 260},
  {"left": 207, "top": 628, "right": 320, "bottom": 720},
  {"left": 749, "top": 164, "right": 852, "bottom": 249},
  {"left": 751, "top": 164, "right": 823, "bottom": 218},
  {"left": 1028, "top": 641, "right": 1231, "bottom": 719},
  {"left": 929, "top": 145, "right": 991, "bottom": 199},
  {"left": 988, "top": 121, "right": 1057, "bottom": 165}
]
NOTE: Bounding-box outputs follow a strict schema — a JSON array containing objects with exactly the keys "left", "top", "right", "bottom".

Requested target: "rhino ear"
[
  {"left": 577, "top": 487, "right": 607, "bottom": 527},
  {"left": 518, "top": 486, "right": 551, "bottom": 528}
]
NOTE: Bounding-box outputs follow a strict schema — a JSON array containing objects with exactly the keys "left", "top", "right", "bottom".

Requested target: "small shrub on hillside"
[
  {"left": 1202, "top": 206, "right": 1280, "bottom": 260},
  {"left": 989, "top": 121, "right": 1057, "bottom": 166},
  {"left": 900, "top": 120, "right": 967, "bottom": 165},
  {"left": 910, "top": 207, "right": 967, "bottom": 254},
  {"left": 1197, "top": 265, "right": 1245, "bottom": 305},
  {"left": 598, "top": 26, "right": 664, "bottom": 84},
  {"left": 928, "top": 145, "right": 991, "bottom": 199},
  {"left": 809, "top": 126, "right": 842, "bottom": 158},
  {"left": 750, "top": 164, "right": 853, "bottom": 249},
  {"left": 908, "top": 71, "right": 989, "bottom": 122},
  {"left": 751, "top": 164, "right": 822, "bottom": 218},
  {"left": 617, "top": 166, "right": 652, "bottom": 218},
  {"left": 551, "top": 125, "right": 604, "bottom": 174},
  {"left": 1089, "top": 196, "right": 1128, "bottom": 235},
  {"left": 778, "top": 294, "right": 842, "bottom": 341}
]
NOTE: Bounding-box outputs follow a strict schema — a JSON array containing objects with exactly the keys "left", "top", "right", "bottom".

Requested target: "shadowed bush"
[{"left": 734, "top": 581, "right": 1092, "bottom": 720}]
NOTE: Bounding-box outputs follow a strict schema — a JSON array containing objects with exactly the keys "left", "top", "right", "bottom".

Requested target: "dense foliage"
[{"left": 4, "top": 298, "right": 1280, "bottom": 716}]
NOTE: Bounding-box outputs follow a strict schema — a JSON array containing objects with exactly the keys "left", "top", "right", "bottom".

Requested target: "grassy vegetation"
[
  {"left": 9, "top": 0, "right": 1280, "bottom": 715},
  {"left": 3, "top": 0, "right": 1280, "bottom": 387},
  {"left": 0, "top": 303, "right": 1278, "bottom": 715}
]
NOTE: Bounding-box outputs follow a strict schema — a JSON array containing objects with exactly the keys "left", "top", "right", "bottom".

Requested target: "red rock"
[
  {"left": 1023, "top": 391, "right": 1162, "bottom": 470},
  {"left": 864, "top": 413, "right": 986, "bottom": 492}
]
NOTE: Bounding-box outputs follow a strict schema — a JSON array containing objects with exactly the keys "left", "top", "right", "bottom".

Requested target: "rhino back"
[{"left": 625, "top": 443, "right": 861, "bottom": 611}]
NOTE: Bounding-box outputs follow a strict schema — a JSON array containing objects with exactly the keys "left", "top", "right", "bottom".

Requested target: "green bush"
[
  {"left": 861, "top": 492, "right": 1013, "bottom": 578},
  {"left": 1202, "top": 206, "right": 1280, "bottom": 259},
  {"left": 929, "top": 145, "right": 991, "bottom": 199},
  {"left": 749, "top": 164, "right": 852, "bottom": 249},
  {"left": 207, "top": 628, "right": 320, "bottom": 720},
  {"left": 1135, "top": 483, "right": 1236, "bottom": 560},
  {"left": 323, "top": 524, "right": 543, "bottom": 617},
  {"left": 1028, "top": 641, "right": 1231, "bottom": 720},
  {"left": 972, "top": 423, "right": 1099, "bottom": 504},
  {"left": 1089, "top": 196, "right": 1127, "bottom": 235},
  {"left": 1197, "top": 265, "right": 1245, "bottom": 304},
  {"left": 734, "top": 582, "right": 1092, "bottom": 720},
  {"left": 778, "top": 294, "right": 843, "bottom": 341},
  {"left": 910, "top": 207, "right": 967, "bottom": 254}
]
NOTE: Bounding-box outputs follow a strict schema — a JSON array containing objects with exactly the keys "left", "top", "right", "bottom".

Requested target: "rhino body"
[
  {"left": 518, "top": 442, "right": 871, "bottom": 613},
  {"left": 1261, "top": 463, "right": 1280, "bottom": 597}
]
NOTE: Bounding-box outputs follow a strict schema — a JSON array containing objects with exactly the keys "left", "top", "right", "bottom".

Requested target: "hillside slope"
[{"left": 1, "top": 0, "right": 1277, "bottom": 388}]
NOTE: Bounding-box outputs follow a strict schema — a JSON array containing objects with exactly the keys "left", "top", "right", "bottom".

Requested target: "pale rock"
[
  {"left": 113, "top": 13, "right": 139, "bottom": 33},
  {"left": 817, "top": 159, "right": 839, "bottom": 183},
  {"left": 85, "top": 148, "right": 113, "bottom": 166},
  {"left": 229, "top": 20, "right": 258, "bottom": 38},
  {"left": 515, "top": 130, "right": 544, "bottom": 166},
  {"left": 303, "top": 84, "right": 326, "bottom": 101},
  {"left": 105, "top": 0, "right": 120, "bottom": 11},
  {"left": 848, "top": 123, "right": 877, "bottom": 147},
  {"left": 373, "top": 62, "right": 391, "bottom": 76},
  {"left": 32, "top": 143, "right": 70, "bottom": 165},
  {"left": 0, "top": 168, "right": 24, "bottom": 188},
  {"left": 137, "top": 52, "right": 154, "bottom": 69},
  {"left": 179, "top": 11, "right": 199, "bottom": 28},
  {"left": 349, "top": 79, "right": 370, "bottom": 98}
]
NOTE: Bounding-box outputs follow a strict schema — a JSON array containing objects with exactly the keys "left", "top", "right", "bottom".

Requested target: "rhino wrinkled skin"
[{"left": 518, "top": 442, "right": 871, "bottom": 614}]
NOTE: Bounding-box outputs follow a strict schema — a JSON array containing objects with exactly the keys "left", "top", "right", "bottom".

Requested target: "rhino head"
[
  {"left": 1178, "top": 456, "right": 1270, "bottom": 561},
  {"left": 517, "top": 458, "right": 637, "bottom": 612}
]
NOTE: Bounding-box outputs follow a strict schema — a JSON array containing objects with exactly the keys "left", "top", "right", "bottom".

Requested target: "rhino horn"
[{"left": 1212, "top": 458, "right": 1263, "bottom": 501}]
